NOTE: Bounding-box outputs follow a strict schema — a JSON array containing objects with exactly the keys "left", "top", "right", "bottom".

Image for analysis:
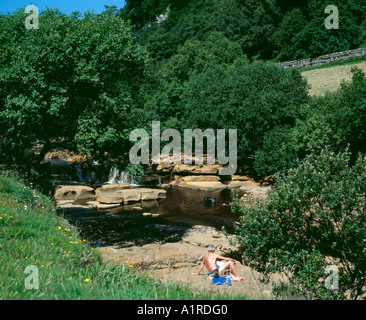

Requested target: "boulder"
[
  {"left": 155, "top": 163, "right": 224, "bottom": 175},
  {"left": 54, "top": 185, "right": 96, "bottom": 201},
  {"left": 172, "top": 164, "right": 200, "bottom": 174},
  {"left": 120, "top": 189, "right": 145, "bottom": 203},
  {"left": 87, "top": 201, "right": 121, "bottom": 210},
  {"left": 172, "top": 164, "right": 223, "bottom": 175},
  {"left": 138, "top": 188, "right": 167, "bottom": 201},
  {"left": 96, "top": 193, "right": 124, "bottom": 204},
  {"left": 156, "top": 164, "right": 174, "bottom": 173},
  {"left": 191, "top": 165, "right": 222, "bottom": 175}
]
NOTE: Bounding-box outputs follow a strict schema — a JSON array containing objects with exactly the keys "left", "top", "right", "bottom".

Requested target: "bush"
[
  {"left": 232, "top": 148, "right": 366, "bottom": 299},
  {"left": 337, "top": 67, "right": 366, "bottom": 155}
]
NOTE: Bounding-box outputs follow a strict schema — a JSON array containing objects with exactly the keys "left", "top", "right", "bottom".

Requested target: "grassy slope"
[
  {"left": 0, "top": 173, "right": 250, "bottom": 300},
  {"left": 300, "top": 56, "right": 366, "bottom": 96}
]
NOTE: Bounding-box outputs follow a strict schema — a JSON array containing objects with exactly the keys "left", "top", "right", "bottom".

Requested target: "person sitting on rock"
[{"left": 192, "top": 244, "right": 246, "bottom": 282}]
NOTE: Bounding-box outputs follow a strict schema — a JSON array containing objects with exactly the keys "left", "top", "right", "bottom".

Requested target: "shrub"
[
  {"left": 232, "top": 148, "right": 366, "bottom": 299},
  {"left": 337, "top": 67, "right": 366, "bottom": 155}
]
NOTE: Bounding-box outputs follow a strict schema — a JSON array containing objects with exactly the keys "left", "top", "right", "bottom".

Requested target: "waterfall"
[{"left": 107, "top": 167, "right": 136, "bottom": 185}]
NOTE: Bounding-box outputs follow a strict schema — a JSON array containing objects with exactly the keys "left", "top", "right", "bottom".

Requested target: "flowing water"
[{"left": 58, "top": 186, "right": 244, "bottom": 248}]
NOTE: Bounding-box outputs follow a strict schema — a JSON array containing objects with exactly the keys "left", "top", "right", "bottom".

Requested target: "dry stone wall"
[{"left": 278, "top": 48, "right": 366, "bottom": 69}]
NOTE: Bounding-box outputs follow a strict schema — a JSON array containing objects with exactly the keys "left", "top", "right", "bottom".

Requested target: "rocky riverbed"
[
  {"left": 55, "top": 180, "right": 277, "bottom": 298},
  {"left": 97, "top": 224, "right": 284, "bottom": 299},
  {"left": 48, "top": 149, "right": 277, "bottom": 298}
]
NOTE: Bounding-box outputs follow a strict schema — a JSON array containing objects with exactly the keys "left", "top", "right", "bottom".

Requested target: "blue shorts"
[{"left": 209, "top": 268, "right": 220, "bottom": 278}]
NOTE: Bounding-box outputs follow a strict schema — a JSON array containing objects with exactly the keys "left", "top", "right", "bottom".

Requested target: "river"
[{"left": 57, "top": 186, "right": 245, "bottom": 248}]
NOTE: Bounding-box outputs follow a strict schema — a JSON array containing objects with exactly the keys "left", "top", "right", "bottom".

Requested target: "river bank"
[
  {"left": 0, "top": 173, "right": 256, "bottom": 300},
  {"left": 96, "top": 224, "right": 283, "bottom": 299},
  {"left": 55, "top": 181, "right": 277, "bottom": 298}
]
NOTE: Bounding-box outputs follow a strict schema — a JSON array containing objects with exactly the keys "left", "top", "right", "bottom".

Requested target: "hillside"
[{"left": 120, "top": 0, "right": 366, "bottom": 62}]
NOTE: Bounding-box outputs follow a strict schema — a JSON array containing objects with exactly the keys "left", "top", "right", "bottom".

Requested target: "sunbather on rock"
[{"left": 192, "top": 244, "right": 246, "bottom": 282}]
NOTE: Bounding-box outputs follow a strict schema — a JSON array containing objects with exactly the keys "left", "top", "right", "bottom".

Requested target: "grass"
[
  {"left": 0, "top": 172, "right": 251, "bottom": 300},
  {"left": 300, "top": 57, "right": 366, "bottom": 96}
]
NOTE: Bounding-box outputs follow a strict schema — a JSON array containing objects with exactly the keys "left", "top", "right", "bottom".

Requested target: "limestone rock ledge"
[
  {"left": 54, "top": 185, "right": 96, "bottom": 201},
  {"left": 54, "top": 183, "right": 167, "bottom": 206},
  {"left": 96, "top": 186, "right": 167, "bottom": 204}
]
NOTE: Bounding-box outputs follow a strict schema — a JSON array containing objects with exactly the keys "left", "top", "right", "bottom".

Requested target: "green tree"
[
  {"left": 232, "top": 148, "right": 366, "bottom": 299},
  {"left": 253, "top": 94, "right": 344, "bottom": 178},
  {"left": 287, "top": 0, "right": 363, "bottom": 59},
  {"left": 0, "top": 8, "right": 149, "bottom": 167},
  {"left": 336, "top": 67, "right": 366, "bottom": 155},
  {"left": 292, "top": 15, "right": 361, "bottom": 59},
  {"left": 145, "top": 31, "right": 247, "bottom": 131},
  {"left": 180, "top": 61, "right": 308, "bottom": 157},
  {"left": 253, "top": 125, "right": 298, "bottom": 178},
  {"left": 253, "top": 68, "right": 366, "bottom": 178},
  {"left": 272, "top": 8, "right": 308, "bottom": 60}
]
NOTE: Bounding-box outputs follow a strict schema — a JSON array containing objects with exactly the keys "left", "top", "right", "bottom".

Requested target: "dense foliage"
[
  {"left": 232, "top": 148, "right": 366, "bottom": 299},
  {"left": 1, "top": 2, "right": 366, "bottom": 300},
  {"left": 1, "top": 2, "right": 365, "bottom": 171},
  {"left": 145, "top": 32, "right": 309, "bottom": 158},
  {"left": 0, "top": 8, "right": 149, "bottom": 168},
  {"left": 254, "top": 67, "right": 366, "bottom": 177},
  {"left": 120, "top": 0, "right": 366, "bottom": 61}
]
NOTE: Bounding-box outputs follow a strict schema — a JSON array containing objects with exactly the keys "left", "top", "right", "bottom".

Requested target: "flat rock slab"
[
  {"left": 97, "top": 225, "right": 281, "bottom": 299},
  {"left": 156, "top": 164, "right": 223, "bottom": 175},
  {"left": 54, "top": 185, "right": 96, "bottom": 201},
  {"left": 86, "top": 201, "right": 121, "bottom": 210},
  {"left": 227, "top": 181, "right": 253, "bottom": 189},
  {"left": 97, "top": 184, "right": 134, "bottom": 192},
  {"left": 96, "top": 187, "right": 167, "bottom": 204},
  {"left": 98, "top": 225, "right": 234, "bottom": 265},
  {"left": 178, "top": 181, "right": 227, "bottom": 192},
  {"left": 181, "top": 175, "right": 221, "bottom": 182},
  {"left": 231, "top": 175, "right": 250, "bottom": 181}
]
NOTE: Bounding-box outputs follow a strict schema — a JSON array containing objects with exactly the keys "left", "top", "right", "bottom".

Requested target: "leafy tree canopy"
[{"left": 0, "top": 8, "right": 149, "bottom": 165}]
